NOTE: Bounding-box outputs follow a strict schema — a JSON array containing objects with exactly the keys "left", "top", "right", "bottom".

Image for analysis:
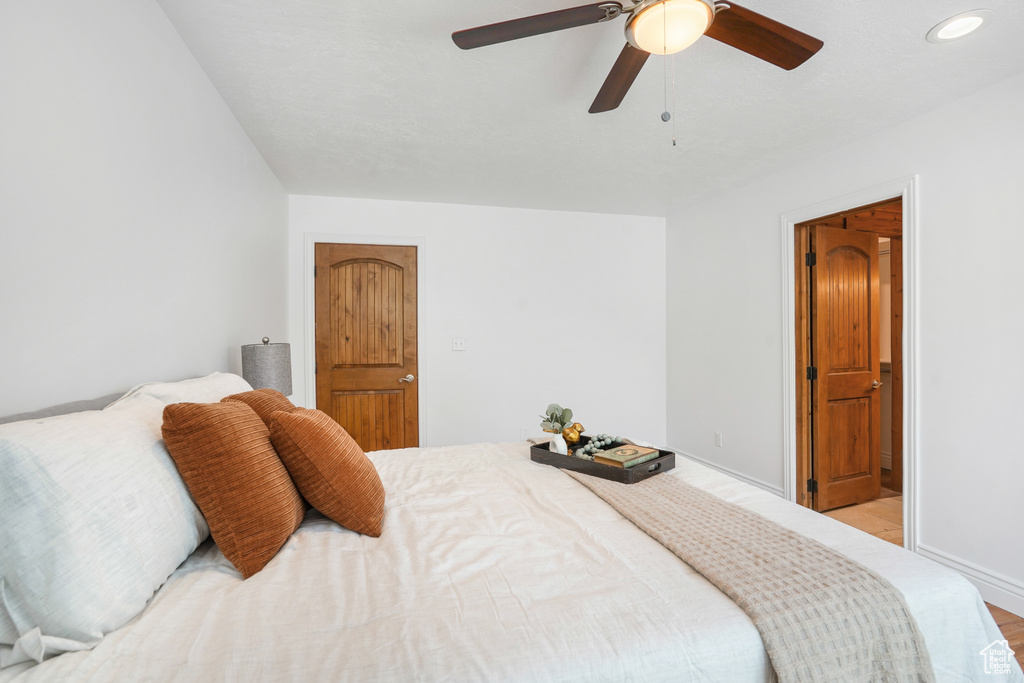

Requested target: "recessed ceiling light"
[{"left": 926, "top": 9, "right": 993, "bottom": 43}]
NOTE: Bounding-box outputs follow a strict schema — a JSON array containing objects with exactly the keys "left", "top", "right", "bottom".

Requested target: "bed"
[{"left": 1, "top": 374, "right": 1020, "bottom": 682}]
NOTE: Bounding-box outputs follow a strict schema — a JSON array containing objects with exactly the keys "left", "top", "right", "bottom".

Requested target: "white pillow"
[
  {"left": 0, "top": 372, "right": 251, "bottom": 667},
  {"left": 109, "top": 371, "right": 254, "bottom": 408}
]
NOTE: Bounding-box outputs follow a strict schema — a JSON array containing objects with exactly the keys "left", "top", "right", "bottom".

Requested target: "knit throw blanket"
[{"left": 565, "top": 470, "right": 934, "bottom": 683}]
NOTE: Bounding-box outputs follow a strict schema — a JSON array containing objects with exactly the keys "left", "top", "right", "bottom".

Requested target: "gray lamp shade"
[{"left": 241, "top": 337, "right": 292, "bottom": 395}]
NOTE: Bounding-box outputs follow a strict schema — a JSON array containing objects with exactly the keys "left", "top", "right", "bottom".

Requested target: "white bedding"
[{"left": 3, "top": 442, "right": 1019, "bottom": 682}]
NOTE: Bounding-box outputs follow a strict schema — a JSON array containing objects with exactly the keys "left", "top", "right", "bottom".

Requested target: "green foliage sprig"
[{"left": 540, "top": 403, "right": 573, "bottom": 432}]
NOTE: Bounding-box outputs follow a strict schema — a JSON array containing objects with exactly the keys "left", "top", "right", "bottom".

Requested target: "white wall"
[
  {"left": 289, "top": 196, "right": 667, "bottom": 448},
  {"left": 666, "top": 72, "right": 1024, "bottom": 612},
  {"left": 0, "top": 1, "right": 288, "bottom": 415}
]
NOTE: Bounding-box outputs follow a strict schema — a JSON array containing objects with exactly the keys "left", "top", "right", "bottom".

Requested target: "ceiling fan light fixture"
[
  {"left": 626, "top": 0, "right": 714, "bottom": 55},
  {"left": 926, "top": 9, "right": 993, "bottom": 43}
]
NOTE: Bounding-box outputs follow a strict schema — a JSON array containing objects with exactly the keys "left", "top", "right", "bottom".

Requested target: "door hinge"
[
  {"left": 807, "top": 479, "right": 818, "bottom": 494},
  {"left": 806, "top": 366, "right": 818, "bottom": 381},
  {"left": 314, "top": 266, "right": 318, "bottom": 277},
  {"left": 805, "top": 252, "right": 816, "bottom": 267},
  {"left": 314, "top": 363, "right": 317, "bottom": 375}
]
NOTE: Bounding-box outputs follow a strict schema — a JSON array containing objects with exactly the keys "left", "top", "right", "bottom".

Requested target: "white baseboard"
[
  {"left": 917, "top": 544, "right": 1024, "bottom": 616},
  {"left": 881, "top": 450, "right": 892, "bottom": 470},
  {"left": 672, "top": 448, "right": 785, "bottom": 498}
]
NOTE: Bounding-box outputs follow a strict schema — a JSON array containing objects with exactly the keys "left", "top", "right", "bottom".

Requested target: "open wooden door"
[
  {"left": 314, "top": 243, "right": 418, "bottom": 451},
  {"left": 811, "top": 226, "right": 881, "bottom": 511}
]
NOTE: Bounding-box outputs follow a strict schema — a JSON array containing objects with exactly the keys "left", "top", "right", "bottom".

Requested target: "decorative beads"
[{"left": 578, "top": 433, "right": 623, "bottom": 459}]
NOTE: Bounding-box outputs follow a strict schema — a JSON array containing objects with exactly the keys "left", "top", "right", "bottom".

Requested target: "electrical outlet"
[
  {"left": 452, "top": 337, "right": 467, "bottom": 351},
  {"left": 714, "top": 432, "right": 723, "bottom": 448}
]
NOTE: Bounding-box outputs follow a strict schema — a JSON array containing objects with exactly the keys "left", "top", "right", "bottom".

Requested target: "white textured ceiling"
[{"left": 156, "top": 0, "right": 1024, "bottom": 216}]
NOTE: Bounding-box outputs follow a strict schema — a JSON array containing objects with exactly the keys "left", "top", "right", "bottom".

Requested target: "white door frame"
[
  {"left": 303, "top": 232, "right": 429, "bottom": 447},
  {"left": 779, "top": 176, "right": 920, "bottom": 550}
]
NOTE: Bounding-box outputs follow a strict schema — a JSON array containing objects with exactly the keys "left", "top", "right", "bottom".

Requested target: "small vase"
[{"left": 549, "top": 434, "right": 568, "bottom": 455}]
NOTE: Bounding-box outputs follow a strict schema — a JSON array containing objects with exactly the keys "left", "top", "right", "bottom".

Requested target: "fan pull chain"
[
  {"left": 657, "top": 3, "right": 676, "bottom": 146},
  {"left": 671, "top": 52, "right": 677, "bottom": 146},
  {"left": 661, "top": 49, "right": 676, "bottom": 147},
  {"left": 662, "top": 1, "right": 669, "bottom": 116}
]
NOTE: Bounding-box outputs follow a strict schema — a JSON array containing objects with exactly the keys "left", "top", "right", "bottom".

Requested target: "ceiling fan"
[{"left": 452, "top": 0, "right": 823, "bottom": 113}]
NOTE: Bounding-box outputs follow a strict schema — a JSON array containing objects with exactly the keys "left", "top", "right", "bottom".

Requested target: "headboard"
[{"left": 0, "top": 393, "right": 125, "bottom": 425}]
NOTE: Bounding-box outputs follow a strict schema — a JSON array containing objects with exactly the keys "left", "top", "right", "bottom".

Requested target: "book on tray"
[{"left": 593, "top": 445, "right": 660, "bottom": 469}]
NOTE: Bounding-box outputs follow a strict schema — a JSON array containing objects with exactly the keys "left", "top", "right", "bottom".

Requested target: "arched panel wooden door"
[
  {"left": 812, "top": 226, "right": 880, "bottom": 510},
  {"left": 314, "top": 243, "right": 418, "bottom": 451}
]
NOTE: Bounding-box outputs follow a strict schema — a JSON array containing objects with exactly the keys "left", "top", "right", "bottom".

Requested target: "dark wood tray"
[{"left": 530, "top": 437, "right": 675, "bottom": 484}]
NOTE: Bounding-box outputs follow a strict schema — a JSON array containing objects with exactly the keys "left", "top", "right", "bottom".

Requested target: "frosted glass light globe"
[{"left": 626, "top": 0, "right": 714, "bottom": 55}]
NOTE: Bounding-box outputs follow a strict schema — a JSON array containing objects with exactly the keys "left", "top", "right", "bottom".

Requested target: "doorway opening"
[{"left": 794, "top": 197, "right": 904, "bottom": 545}]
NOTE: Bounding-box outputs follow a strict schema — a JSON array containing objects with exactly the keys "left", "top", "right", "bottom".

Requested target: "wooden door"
[
  {"left": 888, "top": 237, "right": 904, "bottom": 493},
  {"left": 314, "top": 243, "right": 418, "bottom": 451},
  {"left": 811, "top": 226, "right": 881, "bottom": 511}
]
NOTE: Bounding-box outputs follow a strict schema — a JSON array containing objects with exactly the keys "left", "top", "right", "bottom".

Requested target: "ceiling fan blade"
[
  {"left": 705, "top": 3, "right": 823, "bottom": 70},
  {"left": 452, "top": 3, "right": 623, "bottom": 50},
  {"left": 589, "top": 43, "right": 650, "bottom": 114}
]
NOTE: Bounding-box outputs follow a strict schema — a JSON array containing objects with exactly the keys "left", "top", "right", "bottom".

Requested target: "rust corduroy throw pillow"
[
  {"left": 222, "top": 388, "right": 296, "bottom": 427},
  {"left": 269, "top": 408, "right": 385, "bottom": 537},
  {"left": 161, "top": 401, "right": 306, "bottom": 578}
]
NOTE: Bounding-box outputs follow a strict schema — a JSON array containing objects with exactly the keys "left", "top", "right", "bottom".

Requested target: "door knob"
[
  {"left": 398, "top": 374, "right": 415, "bottom": 383},
  {"left": 872, "top": 380, "right": 883, "bottom": 389}
]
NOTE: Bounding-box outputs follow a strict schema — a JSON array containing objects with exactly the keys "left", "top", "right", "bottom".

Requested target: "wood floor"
[
  {"left": 824, "top": 495, "right": 1024, "bottom": 670},
  {"left": 989, "top": 604, "right": 1024, "bottom": 672}
]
